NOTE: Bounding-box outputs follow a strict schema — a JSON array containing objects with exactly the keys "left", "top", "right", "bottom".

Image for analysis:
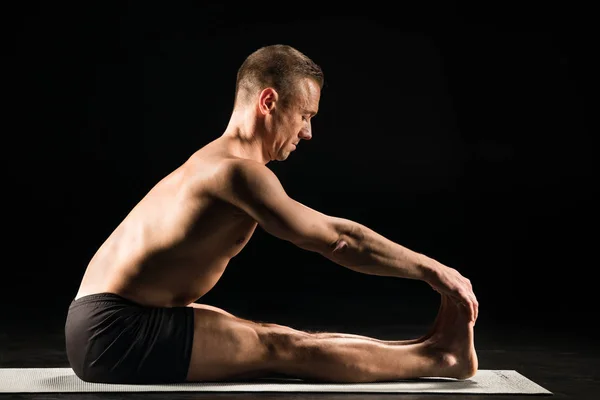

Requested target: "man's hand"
[{"left": 424, "top": 261, "right": 479, "bottom": 323}]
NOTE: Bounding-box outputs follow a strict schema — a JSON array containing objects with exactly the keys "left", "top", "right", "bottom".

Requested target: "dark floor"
[{"left": 1, "top": 309, "right": 598, "bottom": 400}]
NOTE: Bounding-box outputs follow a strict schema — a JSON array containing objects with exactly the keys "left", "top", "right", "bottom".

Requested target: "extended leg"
[
  {"left": 270, "top": 295, "right": 476, "bottom": 382},
  {"left": 185, "top": 295, "right": 476, "bottom": 383},
  {"left": 187, "top": 294, "right": 446, "bottom": 348},
  {"left": 308, "top": 294, "right": 447, "bottom": 345}
]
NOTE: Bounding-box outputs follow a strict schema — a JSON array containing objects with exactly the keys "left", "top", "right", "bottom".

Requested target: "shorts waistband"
[{"left": 69, "top": 292, "right": 136, "bottom": 309}]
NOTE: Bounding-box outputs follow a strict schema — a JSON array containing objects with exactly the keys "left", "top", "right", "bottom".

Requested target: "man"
[{"left": 66, "top": 44, "right": 479, "bottom": 384}]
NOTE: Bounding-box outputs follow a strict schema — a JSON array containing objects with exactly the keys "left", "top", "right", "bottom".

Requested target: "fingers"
[
  {"left": 467, "top": 293, "right": 478, "bottom": 323},
  {"left": 430, "top": 267, "right": 479, "bottom": 324},
  {"left": 463, "top": 277, "right": 478, "bottom": 323},
  {"left": 458, "top": 288, "right": 478, "bottom": 323}
]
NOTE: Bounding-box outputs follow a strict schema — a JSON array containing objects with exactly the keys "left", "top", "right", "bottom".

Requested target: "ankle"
[{"left": 431, "top": 347, "right": 478, "bottom": 380}]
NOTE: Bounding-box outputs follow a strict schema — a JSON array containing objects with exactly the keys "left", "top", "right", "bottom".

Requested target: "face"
[{"left": 265, "top": 77, "right": 320, "bottom": 161}]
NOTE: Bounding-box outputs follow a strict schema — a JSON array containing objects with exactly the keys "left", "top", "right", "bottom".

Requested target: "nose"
[{"left": 300, "top": 127, "right": 312, "bottom": 141}]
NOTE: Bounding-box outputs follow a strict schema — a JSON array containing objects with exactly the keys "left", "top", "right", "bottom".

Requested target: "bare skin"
[
  {"left": 75, "top": 75, "right": 479, "bottom": 382},
  {"left": 280, "top": 293, "right": 478, "bottom": 382}
]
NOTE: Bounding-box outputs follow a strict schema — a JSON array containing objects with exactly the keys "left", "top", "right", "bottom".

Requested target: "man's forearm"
[{"left": 323, "top": 217, "right": 436, "bottom": 281}]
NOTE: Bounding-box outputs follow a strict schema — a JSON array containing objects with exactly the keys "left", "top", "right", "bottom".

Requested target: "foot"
[
  {"left": 419, "top": 293, "right": 447, "bottom": 343},
  {"left": 421, "top": 295, "right": 478, "bottom": 380},
  {"left": 395, "top": 293, "right": 447, "bottom": 345}
]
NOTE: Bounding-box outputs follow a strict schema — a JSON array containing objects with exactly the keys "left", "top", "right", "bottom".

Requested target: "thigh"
[
  {"left": 185, "top": 304, "right": 274, "bottom": 382},
  {"left": 186, "top": 302, "right": 238, "bottom": 319},
  {"left": 187, "top": 303, "right": 306, "bottom": 332}
]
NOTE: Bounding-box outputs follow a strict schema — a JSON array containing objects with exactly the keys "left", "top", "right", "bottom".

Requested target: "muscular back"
[{"left": 75, "top": 140, "right": 260, "bottom": 307}]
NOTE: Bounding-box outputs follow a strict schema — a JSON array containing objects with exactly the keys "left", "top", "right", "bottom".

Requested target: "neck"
[{"left": 221, "top": 108, "right": 270, "bottom": 164}]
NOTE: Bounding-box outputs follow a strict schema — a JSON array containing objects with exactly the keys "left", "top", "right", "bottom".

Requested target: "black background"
[{"left": 3, "top": 3, "right": 597, "bottom": 340}]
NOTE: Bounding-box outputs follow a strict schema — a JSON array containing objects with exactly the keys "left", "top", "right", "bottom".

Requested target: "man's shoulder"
[
  {"left": 184, "top": 154, "right": 277, "bottom": 198},
  {"left": 185, "top": 140, "right": 270, "bottom": 181},
  {"left": 210, "top": 156, "right": 274, "bottom": 183}
]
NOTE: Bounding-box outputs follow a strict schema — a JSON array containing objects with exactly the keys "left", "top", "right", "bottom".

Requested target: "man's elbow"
[{"left": 316, "top": 217, "right": 364, "bottom": 259}]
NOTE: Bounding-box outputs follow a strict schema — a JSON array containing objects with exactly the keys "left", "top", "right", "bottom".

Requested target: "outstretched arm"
[
  {"left": 212, "top": 159, "right": 478, "bottom": 321},
  {"left": 326, "top": 220, "right": 478, "bottom": 322},
  {"left": 212, "top": 159, "right": 432, "bottom": 280},
  {"left": 318, "top": 216, "right": 434, "bottom": 281}
]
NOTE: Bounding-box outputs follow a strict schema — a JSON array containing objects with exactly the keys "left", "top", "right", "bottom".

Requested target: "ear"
[{"left": 258, "top": 88, "right": 278, "bottom": 115}]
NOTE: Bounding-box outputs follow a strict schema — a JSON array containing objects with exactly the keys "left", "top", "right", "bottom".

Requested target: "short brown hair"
[{"left": 234, "top": 44, "right": 324, "bottom": 110}]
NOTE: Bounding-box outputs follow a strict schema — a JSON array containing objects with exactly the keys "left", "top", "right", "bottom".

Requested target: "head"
[{"left": 228, "top": 44, "right": 324, "bottom": 162}]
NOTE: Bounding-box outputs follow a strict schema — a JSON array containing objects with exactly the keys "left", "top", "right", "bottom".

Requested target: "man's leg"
[
  {"left": 185, "top": 294, "right": 477, "bottom": 382},
  {"left": 187, "top": 295, "right": 445, "bottom": 347},
  {"left": 308, "top": 295, "right": 447, "bottom": 345}
]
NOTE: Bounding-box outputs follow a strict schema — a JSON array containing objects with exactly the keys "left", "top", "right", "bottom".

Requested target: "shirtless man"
[{"left": 65, "top": 44, "right": 479, "bottom": 384}]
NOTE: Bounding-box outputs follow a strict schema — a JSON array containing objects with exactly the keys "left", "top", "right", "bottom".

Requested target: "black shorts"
[{"left": 65, "top": 292, "right": 194, "bottom": 384}]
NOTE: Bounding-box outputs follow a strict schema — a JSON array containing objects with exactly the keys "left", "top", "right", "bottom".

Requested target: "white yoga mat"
[{"left": 0, "top": 368, "right": 551, "bottom": 394}]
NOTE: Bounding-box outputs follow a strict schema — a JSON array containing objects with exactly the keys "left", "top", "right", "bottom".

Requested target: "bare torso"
[{"left": 75, "top": 139, "right": 258, "bottom": 307}]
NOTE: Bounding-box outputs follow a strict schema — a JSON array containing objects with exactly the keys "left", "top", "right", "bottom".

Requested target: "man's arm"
[{"left": 211, "top": 159, "right": 434, "bottom": 282}]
